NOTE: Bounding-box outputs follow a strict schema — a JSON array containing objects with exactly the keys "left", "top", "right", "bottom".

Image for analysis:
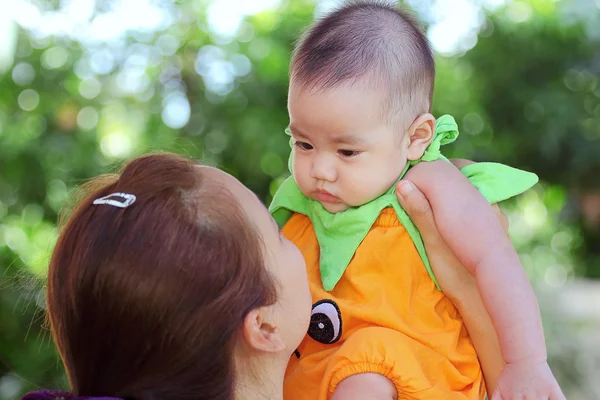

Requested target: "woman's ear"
[
  {"left": 406, "top": 113, "right": 436, "bottom": 161},
  {"left": 241, "top": 308, "right": 286, "bottom": 354}
]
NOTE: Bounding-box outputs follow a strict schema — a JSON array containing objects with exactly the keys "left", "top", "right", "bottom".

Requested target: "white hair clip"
[{"left": 93, "top": 192, "right": 137, "bottom": 208}]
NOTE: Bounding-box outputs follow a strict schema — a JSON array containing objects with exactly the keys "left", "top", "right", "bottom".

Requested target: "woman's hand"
[
  {"left": 394, "top": 178, "right": 476, "bottom": 300},
  {"left": 394, "top": 158, "right": 507, "bottom": 394}
]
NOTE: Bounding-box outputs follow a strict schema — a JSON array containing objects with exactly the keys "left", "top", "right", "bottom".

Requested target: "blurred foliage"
[{"left": 0, "top": 0, "right": 599, "bottom": 399}]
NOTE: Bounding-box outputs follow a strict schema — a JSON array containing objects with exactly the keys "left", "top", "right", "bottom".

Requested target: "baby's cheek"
[
  {"left": 344, "top": 186, "right": 380, "bottom": 208},
  {"left": 353, "top": 174, "right": 394, "bottom": 202},
  {"left": 292, "top": 169, "right": 311, "bottom": 194}
]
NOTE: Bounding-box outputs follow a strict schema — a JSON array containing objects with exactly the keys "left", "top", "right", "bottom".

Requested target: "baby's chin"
[{"left": 320, "top": 202, "right": 351, "bottom": 214}]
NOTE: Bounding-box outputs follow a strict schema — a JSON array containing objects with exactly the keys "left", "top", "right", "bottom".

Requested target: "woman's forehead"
[
  {"left": 196, "top": 165, "right": 238, "bottom": 187},
  {"left": 196, "top": 165, "right": 262, "bottom": 210}
]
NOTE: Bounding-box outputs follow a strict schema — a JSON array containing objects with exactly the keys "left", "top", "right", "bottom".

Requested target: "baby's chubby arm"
[{"left": 404, "top": 159, "right": 545, "bottom": 365}]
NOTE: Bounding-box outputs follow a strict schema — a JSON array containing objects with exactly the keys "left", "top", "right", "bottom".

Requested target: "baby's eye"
[
  {"left": 338, "top": 149, "right": 361, "bottom": 157},
  {"left": 294, "top": 141, "right": 313, "bottom": 151}
]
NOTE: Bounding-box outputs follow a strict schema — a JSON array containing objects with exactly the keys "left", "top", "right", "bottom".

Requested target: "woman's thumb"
[
  {"left": 396, "top": 180, "right": 415, "bottom": 199},
  {"left": 395, "top": 180, "right": 436, "bottom": 234}
]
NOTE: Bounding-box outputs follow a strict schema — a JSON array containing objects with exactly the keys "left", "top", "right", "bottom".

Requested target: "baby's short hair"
[{"left": 291, "top": 1, "right": 435, "bottom": 131}]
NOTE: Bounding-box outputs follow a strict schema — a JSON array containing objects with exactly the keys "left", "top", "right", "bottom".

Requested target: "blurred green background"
[{"left": 1, "top": 0, "right": 599, "bottom": 398}]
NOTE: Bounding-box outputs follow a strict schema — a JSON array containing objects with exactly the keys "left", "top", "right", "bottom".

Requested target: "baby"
[{"left": 270, "top": 2, "right": 564, "bottom": 400}]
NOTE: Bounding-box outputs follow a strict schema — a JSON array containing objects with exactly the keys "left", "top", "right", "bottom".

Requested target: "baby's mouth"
[{"left": 313, "top": 190, "right": 340, "bottom": 203}]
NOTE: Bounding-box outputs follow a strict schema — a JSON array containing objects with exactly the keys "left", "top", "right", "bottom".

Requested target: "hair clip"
[{"left": 93, "top": 192, "right": 137, "bottom": 208}]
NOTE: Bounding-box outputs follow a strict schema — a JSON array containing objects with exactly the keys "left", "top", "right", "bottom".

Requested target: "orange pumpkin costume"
[{"left": 269, "top": 115, "right": 538, "bottom": 399}]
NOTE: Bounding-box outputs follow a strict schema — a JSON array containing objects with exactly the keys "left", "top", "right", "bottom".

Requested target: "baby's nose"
[{"left": 311, "top": 156, "right": 337, "bottom": 182}]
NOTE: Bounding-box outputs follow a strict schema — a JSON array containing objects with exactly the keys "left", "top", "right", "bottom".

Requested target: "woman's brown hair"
[{"left": 47, "top": 152, "right": 277, "bottom": 400}]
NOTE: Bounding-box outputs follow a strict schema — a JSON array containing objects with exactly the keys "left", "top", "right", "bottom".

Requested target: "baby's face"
[{"left": 287, "top": 81, "right": 408, "bottom": 213}]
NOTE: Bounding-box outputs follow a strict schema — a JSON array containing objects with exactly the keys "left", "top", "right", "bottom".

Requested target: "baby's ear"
[{"left": 406, "top": 114, "right": 435, "bottom": 161}]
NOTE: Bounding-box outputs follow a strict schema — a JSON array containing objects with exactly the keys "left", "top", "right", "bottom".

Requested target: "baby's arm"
[{"left": 405, "top": 159, "right": 545, "bottom": 364}]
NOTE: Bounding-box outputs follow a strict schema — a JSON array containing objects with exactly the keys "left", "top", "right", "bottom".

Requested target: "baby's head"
[{"left": 288, "top": 1, "right": 436, "bottom": 213}]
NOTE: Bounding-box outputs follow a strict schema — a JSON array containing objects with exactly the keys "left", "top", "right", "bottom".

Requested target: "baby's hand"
[{"left": 491, "top": 359, "right": 565, "bottom": 400}]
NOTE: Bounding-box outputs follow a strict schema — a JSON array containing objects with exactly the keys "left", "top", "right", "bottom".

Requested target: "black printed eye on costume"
[{"left": 307, "top": 299, "right": 342, "bottom": 344}]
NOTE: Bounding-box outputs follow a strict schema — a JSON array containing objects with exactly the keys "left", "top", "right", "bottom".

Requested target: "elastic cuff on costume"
[{"left": 328, "top": 361, "right": 401, "bottom": 397}]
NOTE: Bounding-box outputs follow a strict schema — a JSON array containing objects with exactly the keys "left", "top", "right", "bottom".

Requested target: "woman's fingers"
[{"left": 396, "top": 181, "right": 443, "bottom": 246}]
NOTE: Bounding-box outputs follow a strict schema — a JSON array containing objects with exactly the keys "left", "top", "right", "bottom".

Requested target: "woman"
[{"left": 22, "top": 153, "right": 503, "bottom": 400}]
